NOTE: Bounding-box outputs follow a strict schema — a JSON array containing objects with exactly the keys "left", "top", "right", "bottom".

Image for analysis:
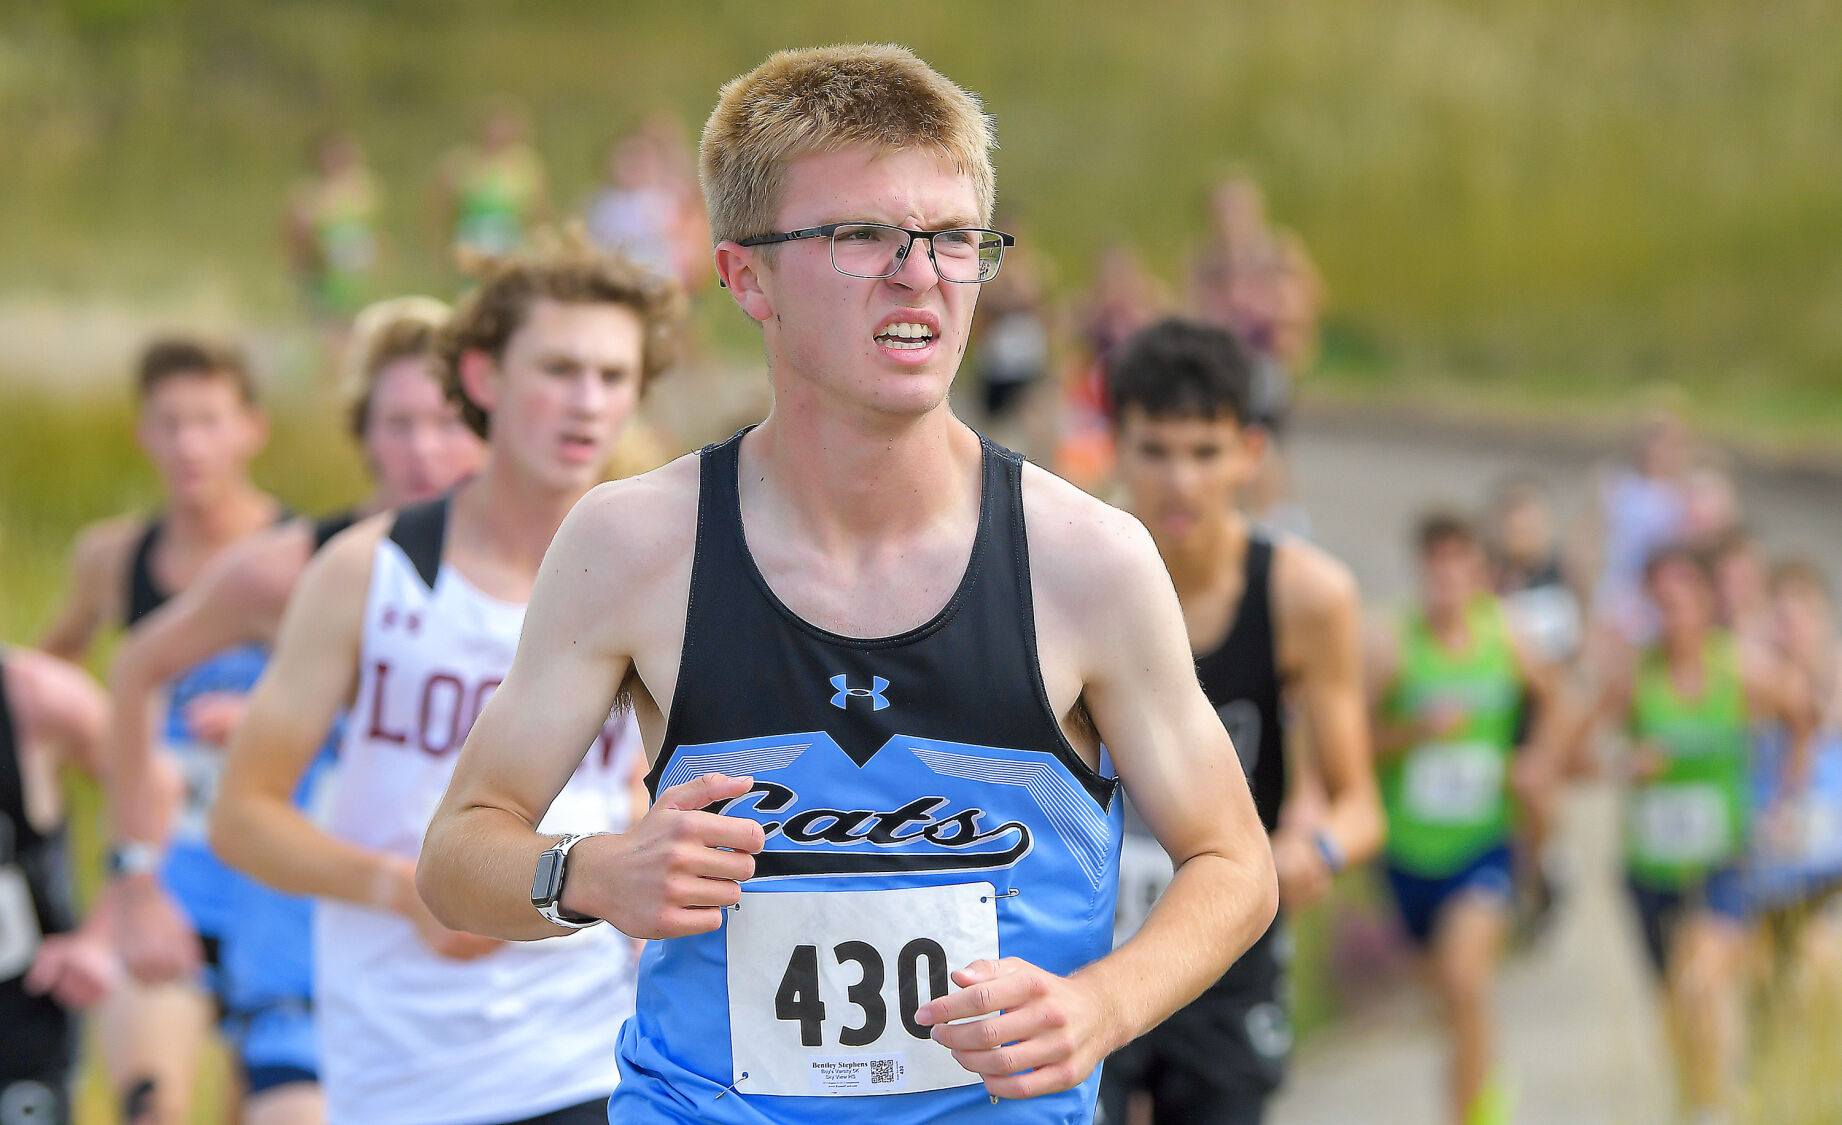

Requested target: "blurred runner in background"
[
  {"left": 1, "top": 647, "right": 120, "bottom": 1125},
  {"left": 105, "top": 299, "right": 481, "bottom": 1125},
  {"left": 38, "top": 338, "right": 284, "bottom": 1125},
  {"left": 1102, "top": 318, "right": 1381, "bottom": 1125},
  {"left": 437, "top": 99, "right": 550, "bottom": 260},
  {"left": 1598, "top": 544, "right": 1811, "bottom": 1125},
  {"left": 584, "top": 114, "right": 711, "bottom": 298},
  {"left": 1366, "top": 512, "right": 1570, "bottom": 1125},
  {"left": 285, "top": 130, "right": 383, "bottom": 362},
  {"left": 212, "top": 243, "right": 674, "bottom": 1125}
]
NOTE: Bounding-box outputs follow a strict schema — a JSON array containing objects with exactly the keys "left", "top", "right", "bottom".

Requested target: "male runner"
[
  {"left": 212, "top": 244, "right": 678, "bottom": 1125},
  {"left": 1097, "top": 318, "right": 1382, "bottom": 1124},
  {"left": 38, "top": 336, "right": 283, "bottom": 1125},
  {"left": 1599, "top": 545, "right": 1809, "bottom": 1124},
  {"left": 1, "top": 646, "right": 120, "bottom": 1125},
  {"left": 418, "top": 45, "right": 1278, "bottom": 1125},
  {"left": 107, "top": 299, "right": 481, "bottom": 1125},
  {"left": 1366, "top": 513, "right": 1569, "bottom": 1125}
]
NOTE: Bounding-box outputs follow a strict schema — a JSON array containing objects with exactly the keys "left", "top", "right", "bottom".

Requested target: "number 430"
[{"left": 775, "top": 938, "right": 951, "bottom": 1048}]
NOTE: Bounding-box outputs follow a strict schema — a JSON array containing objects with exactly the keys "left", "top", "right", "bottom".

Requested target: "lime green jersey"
[
  {"left": 1624, "top": 632, "right": 1750, "bottom": 889},
  {"left": 452, "top": 147, "right": 541, "bottom": 256},
  {"left": 1380, "top": 596, "right": 1524, "bottom": 876}
]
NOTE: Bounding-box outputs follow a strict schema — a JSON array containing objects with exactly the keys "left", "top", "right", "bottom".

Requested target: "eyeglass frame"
[{"left": 733, "top": 222, "right": 1016, "bottom": 284}]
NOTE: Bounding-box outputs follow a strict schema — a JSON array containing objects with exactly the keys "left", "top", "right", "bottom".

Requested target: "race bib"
[
  {"left": 1403, "top": 741, "right": 1505, "bottom": 824},
  {"left": 0, "top": 864, "right": 42, "bottom": 981},
  {"left": 726, "top": 883, "right": 999, "bottom": 1097},
  {"left": 1633, "top": 784, "right": 1729, "bottom": 864},
  {"left": 168, "top": 745, "right": 225, "bottom": 844},
  {"left": 1112, "top": 833, "right": 1174, "bottom": 948}
]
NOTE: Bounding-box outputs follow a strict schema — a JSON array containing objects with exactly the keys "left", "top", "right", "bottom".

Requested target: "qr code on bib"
[{"left": 870, "top": 1059, "right": 897, "bottom": 1085}]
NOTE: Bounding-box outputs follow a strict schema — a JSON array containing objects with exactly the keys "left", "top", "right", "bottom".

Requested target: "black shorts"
[
  {"left": 0, "top": 998, "right": 77, "bottom": 1125},
  {"left": 1098, "top": 923, "right": 1290, "bottom": 1125}
]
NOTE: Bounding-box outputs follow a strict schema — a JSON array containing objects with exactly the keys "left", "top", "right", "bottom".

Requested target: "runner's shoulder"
[
  {"left": 1019, "top": 460, "right": 1166, "bottom": 603},
  {"left": 296, "top": 510, "right": 392, "bottom": 602},
  {"left": 556, "top": 453, "right": 700, "bottom": 587},
  {"left": 67, "top": 512, "right": 147, "bottom": 578},
  {"left": 1271, "top": 535, "right": 1360, "bottom": 633}
]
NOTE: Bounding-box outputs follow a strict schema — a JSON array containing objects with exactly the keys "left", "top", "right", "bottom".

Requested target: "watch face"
[{"left": 531, "top": 849, "right": 565, "bottom": 905}]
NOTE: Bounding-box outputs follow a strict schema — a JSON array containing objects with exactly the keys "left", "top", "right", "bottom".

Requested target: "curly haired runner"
[
  {"left": 211, "top": 243, "right": 680, "bottom": 1125},
  {"left": 419, "top": 45, "right": 1276, "bottom": 1125}
]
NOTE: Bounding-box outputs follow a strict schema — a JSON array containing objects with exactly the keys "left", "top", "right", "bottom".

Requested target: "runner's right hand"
[
  {"left": 112, "top": 875, "right": 203, "bottom": 983},
  {"left": 564, "top": 772, "right": 766, "bottom": 940},
  {"left": 383, "top": 857, "right": 501, "bottom": 961}
]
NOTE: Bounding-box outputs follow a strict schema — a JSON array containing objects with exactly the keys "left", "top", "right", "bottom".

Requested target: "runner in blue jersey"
[
  {"left": 104, "top": 301, "right": 481, "bottom": 1125},
  {"left": 37, "top": 336, "right": 283, "bottom": 1125},
  {"left": 421, "top": 44, "right": 1279, "bottom": 1125}
]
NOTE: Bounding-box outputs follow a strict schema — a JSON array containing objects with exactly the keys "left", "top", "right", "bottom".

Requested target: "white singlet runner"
[{"left": 315, "top": 503, "right": 639, "bottom": 1125}]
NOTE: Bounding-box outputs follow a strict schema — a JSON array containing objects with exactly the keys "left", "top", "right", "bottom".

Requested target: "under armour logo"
[{"left": 829, "top": 674, "right": 890, "bottom": 711}]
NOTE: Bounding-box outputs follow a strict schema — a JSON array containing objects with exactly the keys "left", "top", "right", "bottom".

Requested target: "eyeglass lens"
[{"left": 829, "top": 224, "right": 1003, "bottom": 283}]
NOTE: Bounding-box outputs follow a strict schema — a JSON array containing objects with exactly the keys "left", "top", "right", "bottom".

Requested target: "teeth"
[{"left": 877, "top": 321, "right": 934, "bottom": 340}]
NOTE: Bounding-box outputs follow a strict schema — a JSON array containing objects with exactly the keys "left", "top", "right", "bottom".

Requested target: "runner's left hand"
[
  {"left": 1271, "top": 828, "right": 1332, "bottom": 910},
  {"left": 183, "top": 691, "right": 250, "bottom": 746},
  {"left": 914, "top": 957, "right": 1113, "bottom": 1099},
  {"left": 24, "top": 930, "right": 123, "bottom": 1010}
]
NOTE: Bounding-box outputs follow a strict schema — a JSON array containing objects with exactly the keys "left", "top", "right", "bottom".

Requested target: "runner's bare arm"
[
  {"left": 108, "top": 522, "right": 312, "bottom": 847},
  {"left": 1275, "top": 545, "right": 1383, "bottom": 899},
  {"left": 419, "top": 465, "right": 762, "bottom": 941},
  {"left": 1364, "top": 616, "right": 1415, "bottom": 758},
  {"left": 37, "top": 517, "right": 138, "bottom": 662},
  {"left": 921, "top": 477, "right": 1277, "bottom": 1099},
  {"left": 1744, "top": 647, "right": 1817, "bottom": 791},
  {"left": 8, "top": 650, "right": 124, "bottom": 1009},
  {"left": 211, "top": 521, "right": 386, "bottom": 901},
  {"left": 8, "top": 647, "right": 111, "bottom": 782}
]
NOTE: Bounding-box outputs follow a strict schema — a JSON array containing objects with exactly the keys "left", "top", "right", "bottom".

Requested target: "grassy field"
[{"left": 3, "top": 0, "right": 1841, "bottom": 411}]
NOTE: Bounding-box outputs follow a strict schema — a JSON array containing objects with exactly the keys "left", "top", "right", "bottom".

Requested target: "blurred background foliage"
[{"left": 1, "top": 0, "right": 1839, "bottom": 434}]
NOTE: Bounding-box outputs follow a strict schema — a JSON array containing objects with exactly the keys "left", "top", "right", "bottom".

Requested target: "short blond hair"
[
  {"left": 342, "top": 296, "right": 450, "bottom": 441},
  {"left": 699, "top": 44, "right": 996, "bottom": 246}
]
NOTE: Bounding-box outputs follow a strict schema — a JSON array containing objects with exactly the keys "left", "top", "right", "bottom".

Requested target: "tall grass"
[{"left": 3, "top": 0, "right": 1840, "bottom": 404}]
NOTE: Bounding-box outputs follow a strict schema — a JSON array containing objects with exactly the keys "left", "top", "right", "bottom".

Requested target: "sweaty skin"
[{"left": 419, "top": 144, "right": 1278, "bottom": 1101}]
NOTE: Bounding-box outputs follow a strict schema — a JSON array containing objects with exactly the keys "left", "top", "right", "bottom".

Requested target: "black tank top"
[
  {"left": 1, "top": 656, "right": 77, "bottom": 1060},
  {"left": 312, "top": 508, "right": 362, "bottom": 553},
  {"left": 126, "top": 508, "right": 297, "bottom": 626},
  {"left": 1196, "top": 533, "right": 1285, "bottom": 831},
  {"left": 650, "top": 429, "right": 1112, "bottom": 808}
]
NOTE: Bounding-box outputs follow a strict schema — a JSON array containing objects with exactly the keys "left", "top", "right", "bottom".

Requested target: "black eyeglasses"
[{"left": 737, "top": 222, "right": 1015, "bottom": 284}]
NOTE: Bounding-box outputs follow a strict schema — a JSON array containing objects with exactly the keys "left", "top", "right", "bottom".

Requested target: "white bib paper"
[
  {"left": 726, "top": 883, "right": 999, "bottom": 1097},
  {"left": 1633, "top": 784, "right": 1729, "bottom": 864},
  {"left": 168, "top": 744, "right": 225, "bottom": 843},
  {"left": 1403, "top": 741, "right": 1505, "bottom": 824},
  {"left": 0, "top": 863, "right": 42, "bottom": 981},
  {"left": 1112, "top": 833, "right": 1174, "bottom": 948}
]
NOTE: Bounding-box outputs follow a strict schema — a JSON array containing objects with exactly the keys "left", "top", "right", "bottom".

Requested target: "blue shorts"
[
  {"left": 1625, "top": 868, "right": 1749, "bottom": 978},
  {"left": 223, "top": 999, "right": 317, "bottom": 1093},
  {"left": 1384, "top": 844, "right": 1515, "bottom": 946}
]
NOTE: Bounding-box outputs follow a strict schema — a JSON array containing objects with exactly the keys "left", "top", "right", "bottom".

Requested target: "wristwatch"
[
  {"left": 107, "top": 840, "right": 162, "bottom": 879},
  {"left": 1312, "top": 828, "right": 1347, "bottom": 876},
  {"left": 531, "top": 833, "right": 605, "bottom": 929}
]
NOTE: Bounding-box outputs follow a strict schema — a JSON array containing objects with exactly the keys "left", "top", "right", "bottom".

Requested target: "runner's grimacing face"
[
  {"left": 752, "top": 145, "right": 982, "bottom": 417},
  {"left": 469, "top": 298, "right": 644, "bottom": 493},
  {"left": 363, "top": 356, "right": 484, "bottom": 507},
  {"left": 135, "top": 372, "right": 267, "bottom": 508},
  {"left": 1115, "top": 408, "right": 1263, "bottom": 547}
]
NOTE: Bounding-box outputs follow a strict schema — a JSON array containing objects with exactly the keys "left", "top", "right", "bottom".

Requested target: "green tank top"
[
  {"left": 1379, "top": 596, "right": 1524, "bottom": 876},
  {"left": 1624, "top": 632, "right": 1749, "bottom": 889},
  {"left": 308, "top": 172, "right": 379, "bottom": 311},
  {"left": 453, "top": 148, "right": 540, "bottom": 255}
]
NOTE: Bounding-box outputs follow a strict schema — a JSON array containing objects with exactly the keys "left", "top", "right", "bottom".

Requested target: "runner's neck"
[
  {"left": 1164, "top": 511, "right": 1249, "bottom": 601},
  {"left": 742, "top": 406, "right": 979, "bottom": 552},
  {"left": 451, "top": 458, "right": 589, "bottom": 579},
  {"left": 162, "top": 483, "right": 278, "bottom": 548}
]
